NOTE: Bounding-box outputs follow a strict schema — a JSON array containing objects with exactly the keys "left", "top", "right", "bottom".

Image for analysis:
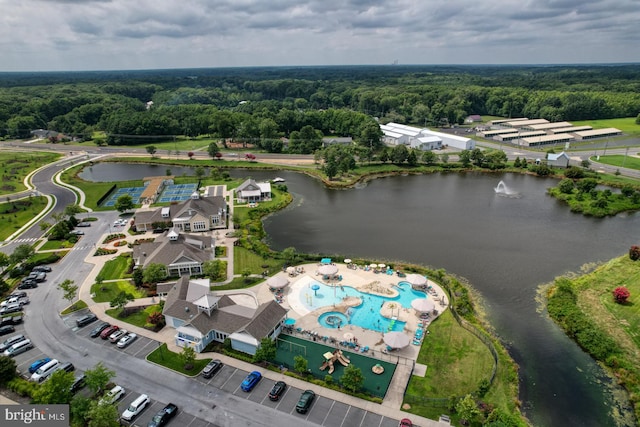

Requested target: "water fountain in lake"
[{"left": 494, "top": 180, "right": 520, "bottom": 198}]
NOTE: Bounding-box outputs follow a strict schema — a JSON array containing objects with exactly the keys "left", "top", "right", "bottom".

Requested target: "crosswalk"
[{"left": 9, "top": 237, "right": 39, "bottom": 244}]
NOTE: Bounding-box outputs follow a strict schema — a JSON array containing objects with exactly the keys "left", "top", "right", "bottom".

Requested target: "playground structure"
[{"left": 319, "top": 349, "right": 351, "bottom": 375}]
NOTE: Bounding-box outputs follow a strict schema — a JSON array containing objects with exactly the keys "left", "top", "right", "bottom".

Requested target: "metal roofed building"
[
  {"left": 521, "top": 133, "right": 574, "bottom": 147},
  {"left": 574, "top": 128, "right": 622, "bottom": 140}
]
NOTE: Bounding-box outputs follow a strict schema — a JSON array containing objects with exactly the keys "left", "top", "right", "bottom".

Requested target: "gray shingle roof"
[{"left": 132, "top": 232, "right": 212, "bottom": 268}]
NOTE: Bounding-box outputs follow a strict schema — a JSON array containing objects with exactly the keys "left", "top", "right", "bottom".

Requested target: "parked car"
[
  {"left": 32, "top": 266, "right": 52, "bottom": 273},
  {"left": 18, "top": 280, "right": 37, "bottom": 289},
  {"left": 99, "top": 385, "right": 125, "bottom": 405},
  {"left": 109, "top": 329, "right": 127, "bottom": 343},
  {"left": 70, "top": 374, "right": 86, "bottom": 394},
  {"left": 3, "top": 338, "right": 33, "bottom": 357},
  {"left": 29, "top": 357, "right": 52, "bottom": 374},
  {"left": 295, "top": 390, "right": 315, "bottom": 414},
  {"left": 57, "top": 362, "right": 75, "bottom": 373},
  {"left": 0, "top": 303, "right": 22, "bottom": 316},
  {"left": 9, "top": 291, "right": 27, "bottom": 299},
  {"left": 0, "top": 314, "right": 22, "bottom": 326},
  {"left": 100, "top": 325, "right": 119, "bottom": 339},
  {"left": 399, "top": 418, "right": 413, "bottom": 427},
  {"left": 121, "top": 393, "right": 150, "bottom": 421},
  {"left": 201, "top": 359, "right": 223, "bottom": 379},
  {"left": 76, "top": 222, "right": 91, "bottom": 227},
  {"left": 76, "top": 313, "right": 98, "bottom": 327},
  {"left": 268, "top": 381, "right": 287, "bottom": 401},
  {"left": 27, "top": 272, "right": 46, "bottom": 282},
  {"left": 240, "top": 371, "right": 262, "bottom": 392},
  {"left": 30, "top": 359, "right": 59, "bottom": 382},
  {"left": 147, "top": 403, "right": 178, "bottom": 427},
  {"left": 69, "top": 230, "right": 84, "bottom": 235},
  {"left": 90, "top": 322, "right": 111, "bottom": 338},
  {"left": 117, "top": 332, "right": 137, "bottom": 348},
  {"left": 0, "top": 325, "right": 15, "bottom": 336}
]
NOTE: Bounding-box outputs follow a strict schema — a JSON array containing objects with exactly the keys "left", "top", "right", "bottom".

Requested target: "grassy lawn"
[
  {"left": 105, "top": 304, "right": 162, "bottom": 328},
  {"left": 98, "top": 253, "right": 132, "bottom": 280},
  {"left": 593, "top": 154, "right": 640, "bottom": 171},
  {"left": 28, "top": 250, "right": 67, "bottom": 264},
  {"left": 147, "top": 344, "right": 211, "bottom": 376},
  {"left": 90, "top": 280, "right": 145, "bottom": 303},
  {"left": 0, "top": 151, "right": 61, "bottom": 195},
  {"left": 0, "top": 197, "right": 48, "bottom": 241},
  {"left": 233, "top": 246, "right": 282, "bottom": 275},
  {"left": 211, "top": 276, "right": 262, "bottom": 291},
  {"left": 61, "top": 300, "right": 88, "bottom": 315},
  {"left": 573, "top": 118, "right": 640, "bottom": 138},
  {"left": 39, "top": 239, "right": 76, "bottom": 250}
]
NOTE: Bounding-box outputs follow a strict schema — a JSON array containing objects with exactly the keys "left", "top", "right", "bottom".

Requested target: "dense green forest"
[{"left": 1, "top": 65, "right": 639, "bottom": 152}]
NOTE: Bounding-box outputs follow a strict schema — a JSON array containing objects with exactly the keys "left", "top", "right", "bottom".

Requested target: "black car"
[
  {"left": 0, "top": 325, "right": 15, "bottom": 336},
  {"left": 9, "top": 291, "right": 27, "bottom": 299},
  {"left": 76, "top": 313, "right": 98, "bottom": 327},
  {"left": 89, "top": 322, "right": 110, "bottom": 338},
  {"left": 57, "top": 362, "right": 75, "bottom": 373},
  {"left": 70, "top": 374, "right": 86, "bottom": 394},
  {"left": 268, "top": 381, "right": 287, "bottom": 401},
  {"left": 295, "top": 390, "right": 315, "bottom": 414},
  {"left": 18, "top": 279, "right": 38, "bottom": 289},
  {"left": 147, "top": 403, "right": 178, "bottom": 427},
  {"left": 0, "top": 315, "right": 22, "bottom": 326},
  {"left": 201, "top": 359, "right": 223, "bottom": 379}
]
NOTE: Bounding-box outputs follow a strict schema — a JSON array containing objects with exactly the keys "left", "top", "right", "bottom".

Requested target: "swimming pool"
[{"left": 300, "top": 281, "right": 426, "bottom": 332}]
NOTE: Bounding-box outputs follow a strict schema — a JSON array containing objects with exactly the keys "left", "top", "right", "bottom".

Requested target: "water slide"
[{"left": 336, "top": 350, "right": 350, "bottom": 367}]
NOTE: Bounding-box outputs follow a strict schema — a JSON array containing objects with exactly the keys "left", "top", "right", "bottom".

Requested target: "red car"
[
  {"left": 399, "top": 419, "right": 413, "bottom": 427},
  {"left": 100, "top": 325, "right": 119, "bottom": 340}
]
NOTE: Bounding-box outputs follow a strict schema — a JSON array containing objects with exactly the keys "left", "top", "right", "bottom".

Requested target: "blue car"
[
  {"left": 28, "top": 357, "right": 51, "bottom": 374},
  {"left": 240, "top": 371, "right": 262, "bottom": 392}
]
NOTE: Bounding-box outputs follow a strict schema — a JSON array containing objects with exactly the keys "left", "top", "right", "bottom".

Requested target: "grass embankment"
[
  {"left": 0, "top": 151, "right": 60, "bottom": 195},
  {"left": 0, "top": 197, "right": 48, "bottom": 241},
  {"left": 61, "top": 300, "right": 88, "bottom": 315},
  {"left": 90, "top": 280, "right": 145, "bottom": 303},
  {"left": 39, "top": 238, "right": 77, "bottom": 250},
  {"left": 147, "top": 344, "right": 211, "bottom": 376},
  {"left": 106, "top": 304, "right": 162, "bottom": 328},
  {"left": 546, "top": 256, "right": 640, "bottom": 425},
  {"left": 573, "top": 118, "right": 640, "bottom": 138},
  {"left": 594, "top": 155, "right": 640, "bottom": 171},
  {"left": 99, "top": 254, "right": 132, "bottom": 280}
]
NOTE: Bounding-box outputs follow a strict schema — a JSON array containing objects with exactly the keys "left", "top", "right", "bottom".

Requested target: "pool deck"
[{"left": 254, "top": 262, "right": 449, "bottom": 408}]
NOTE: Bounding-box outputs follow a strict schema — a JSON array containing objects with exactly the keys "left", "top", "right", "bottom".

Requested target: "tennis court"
[
  {"left": 157, "top": 183, "right": 198, "bottom": 203},
  {"left": 102, "top": 187, "right": 145, "bottom": 207}
]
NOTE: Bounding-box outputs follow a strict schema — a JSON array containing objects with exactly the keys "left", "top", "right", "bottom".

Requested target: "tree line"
[{"left": 1, "top": 64, "right": 639, "bottom": 145}]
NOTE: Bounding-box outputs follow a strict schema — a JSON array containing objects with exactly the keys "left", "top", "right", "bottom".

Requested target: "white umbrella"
[
  {"left": 411, "top": 298, "right": 435, "bottom": 313},
  {"left": 318, "top": 264, "right": 338, "bottom": 276},
  {"left": 369, "top": 263, "right": 378, "bottom": 268},
  {"left": 378, "top": 263, "right": 386, "bottom": 268},
  {"left": 267, "top": 276, "right": 289, "bottom": 289},
  {"left": 406, "top": 274, "right": 427, "bottom": 287},
  {"left": 344, "top": 258, "right": 352, "bottom": 264},
  {"left": 343, "top": 332, "right": 354, "bottom": 341},
  {"left": 383, "top": 331, "right": 411, "bottom": 349}
]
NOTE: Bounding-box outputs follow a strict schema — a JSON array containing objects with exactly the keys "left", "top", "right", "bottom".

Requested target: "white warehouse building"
[{"left": 380, "top": 122, "right": 474, "bottom": 151}]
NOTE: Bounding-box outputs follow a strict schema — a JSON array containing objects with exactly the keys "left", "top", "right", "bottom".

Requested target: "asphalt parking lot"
[{"left": 54, "top": 309, "right": 405, "bottom": 427}]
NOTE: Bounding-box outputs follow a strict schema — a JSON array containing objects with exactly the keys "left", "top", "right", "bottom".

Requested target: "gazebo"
[
  {"left": 405, "top": 273, "right": 427, "bottom": 288},
  {"left": 411, "top": 298, "right": 435, "bottom": 313},
  {"left": 383, "top": 331, "right": 411, "bottom": 349}
]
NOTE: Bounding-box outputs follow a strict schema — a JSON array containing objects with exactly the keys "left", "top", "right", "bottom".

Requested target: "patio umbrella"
[
  {"left": 343, "top": 258, "right": 352, "bottom": 264},
  {"left": 405, "top": 273, "right": 427, "bottom": 287},
  {"left": 378, "top": 263, "right": 386, "bottom": 268},
  {"left": 286, "top": 266, "right": 296, "bottom": 274},
  {"left": 318, "top": 264, "right": 338, "bottom": 276},
  {"left": 343, "top": 332, "right": 354, "bottom": 341},
  {"left": 267, "top": 276, "right": 289, "bottom": 289},
  {"left": 383, "top": 331, "right": 411, "bottom": 349},
  {"left": 369, "top": 263, "right": 378, "bottom": 268},
  {"left": 311, "top": 283, "right": 320, "bottom": 296},
  {"left": 411, "top": 298, "right": 435, "bottom": 313}
]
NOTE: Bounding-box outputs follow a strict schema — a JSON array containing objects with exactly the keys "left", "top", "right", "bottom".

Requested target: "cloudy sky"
[{"left": 1, "top": 0, "right": 638, "bottom": 71}]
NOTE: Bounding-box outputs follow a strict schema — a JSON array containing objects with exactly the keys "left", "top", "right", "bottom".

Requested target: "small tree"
[
  {"left": 241, "top": 268, "right": 252, "bottom": 283},
  {"left": 179, "top": 346, "right": 196, "bottom": 370},
  {"left": 187, "top": 151, "right": 195, "bottom": 159},
  {"left": 132, "top": 268, "right": 144, "bottom": 286},
  {"left": 208, "top": 142, "right": 220, "bottom": 159},
  {"left": 86, "top": 401, "right": 120, "bottom": 427},
  {"left": 110, "top": 291, "right": 134, "bottom": 314},
  {"left": 0, "top": 356, "right": 17, "bottom": 385},
  {"left": 194, "top": 166, "right": 206, "bottom": 180},
  {"left": 143, "top": 263, "right": 167, "bottom": 284},
  {"left": 57, "top": 279, "right": 79, "bottom": 309},
  {"left": 282, "top": 247, "right": 297, "bottom": 265},
  {"left": 629, "top": 245, "right": 640, "bottom": 261},
  {"left": 146, "top": 145, "right": 157, "bottom": 157},
  {"left": 32, "top": 369, "right": 74, "bottom": 404},
  {"left": 9, "top": 243, "right": 35, "bottom": 264},
  {"left": 253, "top": 337, "right": 277, "bottom": 363},
  {"left": 114, "top": 194, "right": 134, "bottom": 213},
  {"left": 613, "top": 286, "right": 631, "bottom": 304},
  {"left": 293, "top": 355, "right": 308, "bottom": 375},
  {"left": 84, "top": 362, "right": 115, "bottom": 396},
  {"left": 340, "top": 364, "right": 365, "bottom": 393},
  {"left": 456, "top": 394, "right": 481, "bottom": 425}
]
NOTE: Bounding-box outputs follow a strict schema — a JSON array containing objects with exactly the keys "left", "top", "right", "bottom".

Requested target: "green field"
[
  {"left": 0, "top": 197, "right": 48, "bottom": 241},
  {"left": 0, "top": 151, "right": 60, "bottom": 195},
  {"left": 573, "top": 118, "right": 640, "bottom": 138},
  {"left": 90, "top": 280, "right": 145, "bottom": 303},
  {"left": 147, "top": 344, "right": 211, "bottom": 376},
  {"left": 105, "top": 304, "right": 162, "bottom": 328},
  {"left": 593, "top": 154, "right": 640, "bottom": 170},
  {"left": 98, "top": 253, "right": 132, "bottom": 280}
]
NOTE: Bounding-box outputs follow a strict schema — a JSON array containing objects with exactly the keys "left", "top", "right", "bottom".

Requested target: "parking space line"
[
  {"left": 340, "top": 405, "right": 352, "bottom": 427},
  {"left": 321, "top": 400, "right": 335, "bottom": 426},
  {"left": 217, "top": 367, "right": 236, "bottom": 390},
  {"left": 132, "top": 340, "right": 156, "bottom": 358}
]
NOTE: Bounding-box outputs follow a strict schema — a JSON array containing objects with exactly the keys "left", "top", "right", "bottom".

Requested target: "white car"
[
  {"left": 109, "top": 329, "right": 127, "bottom": 343},
  {"left": 99, "top": 385, "right": 125, "bottom": 405},
  {"left": 117, "top": 333, "right": 137, "bottom": 348}
]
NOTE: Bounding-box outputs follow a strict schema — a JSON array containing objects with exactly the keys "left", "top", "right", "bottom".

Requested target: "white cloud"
[{"left": 0, "top": 0, "right": 637, "bottom": 71}]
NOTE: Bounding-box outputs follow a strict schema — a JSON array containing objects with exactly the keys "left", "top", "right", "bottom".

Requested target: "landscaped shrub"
[
  {"left": 94, "top": 248, "right": 117, "bottom": 256},
  {"left": 629, "top": 245, "right": 640, "bottom": 261},
  {"left": 613, "top": 286, "right": 631, "bottom": 304},
  {"left": 102, "top": 233, "right": 126, "bottom": 244}
]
